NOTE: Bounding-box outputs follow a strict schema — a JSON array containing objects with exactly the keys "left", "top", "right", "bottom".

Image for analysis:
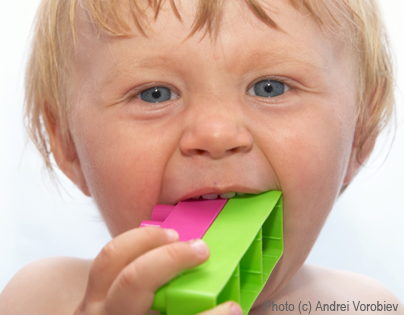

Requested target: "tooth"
[
  {"left": 192, "top": 196, "right": 201, "bottom": 199},
  {"left": 237, "top": 192, "right": 245, "bottom": 195},
  {"left": 201, "top": 194, "right": 219, "bottom": 200},
  {"left": 220, "top": 192, "right": 236, "bottom": 199}
]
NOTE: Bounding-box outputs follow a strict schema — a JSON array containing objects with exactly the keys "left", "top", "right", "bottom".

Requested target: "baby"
[{"left": 0, "top": 0, "right": 403, "bottom": 314}]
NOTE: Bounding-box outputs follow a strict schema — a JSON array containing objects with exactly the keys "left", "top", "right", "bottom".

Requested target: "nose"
[{"left": 179, "top": 109, "right": 253, "bottom": 159}]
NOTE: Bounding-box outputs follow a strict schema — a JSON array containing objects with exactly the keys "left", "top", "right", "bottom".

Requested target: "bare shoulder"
[
  {"left": 280, "top": 264, "right": 404, "bottom": 314},
  {"left": 304, "top": 264, "right": 401, "bottom": 300},
  {"left": 266, "top": 264, "right": 403, "bottom": 315},
  {"left": 0, "top": 257, "right": 92, "bottom": 315}
]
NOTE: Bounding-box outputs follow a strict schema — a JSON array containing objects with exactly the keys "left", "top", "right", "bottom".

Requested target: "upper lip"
[{"left": 175, "top": 185, "right": 266, "bottom": 204}]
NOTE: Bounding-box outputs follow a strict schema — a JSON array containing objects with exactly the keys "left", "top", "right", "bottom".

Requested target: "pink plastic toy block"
[{"left": 141, "top": 199, "right": 228, "bottom": 241}]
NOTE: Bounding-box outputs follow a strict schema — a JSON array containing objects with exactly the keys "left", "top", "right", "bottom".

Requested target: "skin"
[
  {"left": 2, "top": 0, "right": 402, "bottom": 314},
  {"left": 62, "top": 0, "right": 359, "bottom": 310}
]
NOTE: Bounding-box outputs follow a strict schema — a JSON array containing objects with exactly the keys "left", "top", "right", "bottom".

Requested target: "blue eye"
[
  {"left": 247, "top": 80, "right": 289, "bottom": 98},
  {"left": 139, "top": 87, "right": 178, "bottom": 103}
]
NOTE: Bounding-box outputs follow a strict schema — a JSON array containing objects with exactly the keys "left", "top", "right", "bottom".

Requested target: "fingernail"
[
  {"left": 189, "top": 239, "right": 209, "bottom": 257},
  {"left": 164, "top": 229, "right": 179, "bottom": 242},
  {"left": 230, "top": 303, "right": 243, "bottom": 315}
]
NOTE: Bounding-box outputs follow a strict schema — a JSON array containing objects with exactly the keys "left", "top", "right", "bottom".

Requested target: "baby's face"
[{"left": 64, "top": 0, "right": 359, "bottom": 300}]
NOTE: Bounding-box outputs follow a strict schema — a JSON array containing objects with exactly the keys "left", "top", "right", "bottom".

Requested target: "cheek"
[
  {"left": 259, "top": 105, "right": 354, "bottom": 196},
  {"left": 69, "top": 107, "right": 178, "bottom": 235},
  {"left": 284, "top": 109, "right": 354, "bottom": 212},
  {"left": 254, "top": 99, "right": 356, "bottom": 253}
]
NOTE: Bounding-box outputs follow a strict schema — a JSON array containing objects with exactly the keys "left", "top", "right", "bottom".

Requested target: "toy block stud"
[{"left": 141, "top": 199, "right": 227, "bottom": 241}]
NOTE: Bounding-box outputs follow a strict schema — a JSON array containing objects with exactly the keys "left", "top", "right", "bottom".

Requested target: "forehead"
[{"left": 73, "top": 0, "right": 350, "bottom": 97}]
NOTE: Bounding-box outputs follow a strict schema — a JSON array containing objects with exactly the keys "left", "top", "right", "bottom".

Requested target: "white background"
[{"left": 1, "top": 0, "right": 403, "bottom": 302}]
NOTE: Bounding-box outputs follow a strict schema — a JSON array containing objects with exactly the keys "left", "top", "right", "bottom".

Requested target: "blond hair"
[{"left": 25, "top": 0, "right": 395, "bottom": 177}]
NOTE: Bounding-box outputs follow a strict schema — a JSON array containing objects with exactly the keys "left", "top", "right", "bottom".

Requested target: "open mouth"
[{"left": 175, "top": 187, "right": 266, "bottom": 204}]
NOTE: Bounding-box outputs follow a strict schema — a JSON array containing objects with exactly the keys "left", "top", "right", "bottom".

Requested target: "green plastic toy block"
[{"left": 150, "top": 191, "right": 283, "bottom": 315}]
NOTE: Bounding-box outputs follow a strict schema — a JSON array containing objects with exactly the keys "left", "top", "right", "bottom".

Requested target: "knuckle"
[
  {"left": 73, "top": 299, "right": 86, "bottom": 315},
  {"left": 142, "top": 226, "right": 156, "bottom": 240},
  {"left": 100, "top": 240, "right": 119, "bottom": 262},
  {"left": 90, "top": 240, "right": 118, "bottom": 277},
  {"left": 118, "top": 263, "right": 142, "bottom": 291},
  {"left": 142, "top": 226, "right": 164, "bottom": 242},
  {"left": 163, "top": 243, "right": 182, "bottom": 263},
  {"left": 99, "top": 239, "right": 118, "bottom": 265}
]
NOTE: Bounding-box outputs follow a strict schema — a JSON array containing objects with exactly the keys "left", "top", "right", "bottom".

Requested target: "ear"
[
  {"left": 342, "top": 81, "right": 385, "bottom": 190},
  {"left": 342, "top": 132, "right": 377, "bottom": 187},
  {"left": 44, "top": 105, "right": 91, "bottom": 197}
]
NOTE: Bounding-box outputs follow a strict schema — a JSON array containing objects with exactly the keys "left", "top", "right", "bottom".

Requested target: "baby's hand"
[{"left": 73, "top": 226, "right": 243, "bottom": 315}]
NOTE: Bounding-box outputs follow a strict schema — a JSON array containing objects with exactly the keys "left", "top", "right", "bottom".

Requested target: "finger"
[
  {"left": 85, "top": 227, "right": 179, "bottom": 302},
  {"left": 198, "top": 302, "right": 244, "bottom": 315},
  {"left": 105, "top": 239, "right": 210, "bottom": 314}
]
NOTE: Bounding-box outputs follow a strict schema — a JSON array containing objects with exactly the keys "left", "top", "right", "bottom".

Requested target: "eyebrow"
[
  {"left": 233, "top": 49, "right": 324, "bottom": 74},
  {"left": 98, "top": 55, "right": 179, "bottom": 89},
  {"left": 132, "top": 49, "right": 322, "bottom": 71},
  {"left": 98, "top": 47, "right": 325, "bottom": 91}
]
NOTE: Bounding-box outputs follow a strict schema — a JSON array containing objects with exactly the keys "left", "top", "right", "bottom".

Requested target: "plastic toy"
[{"left": 140, "top": 190, "right": 283, "bottom": 315}]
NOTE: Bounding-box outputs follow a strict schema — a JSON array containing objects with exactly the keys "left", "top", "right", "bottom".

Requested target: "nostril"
[
  {"left": 185, "top": 145, "right": 251, "bottom": 157},
  {"left": 180, "top": 129, "right": 253, "bottom": 158},
  {"left": 195, "top": 149, "right": 205, "bottom": 155},
  {"left": 228, "top": 145, "right": 251, "bottom": 155},
  {"left": 229, "top": 147, "right": 241, "bottom": 154},
  {"left": 186, "top": 149, "right": 206, "bottom": 156}
]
